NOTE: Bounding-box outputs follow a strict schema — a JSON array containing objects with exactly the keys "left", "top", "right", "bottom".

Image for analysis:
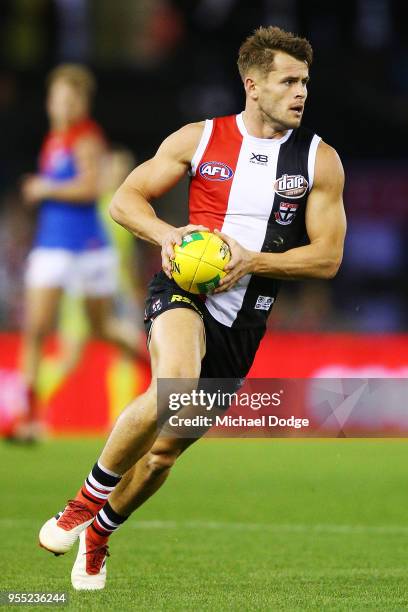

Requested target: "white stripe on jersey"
[
  {"left": 307, "top": 134, "right": 321, "bottom": 190},
  {"left": 205, "top": 114, "right": 291, "bottom": 327},
  {"left": 190, "top": 119, "right": 214, "bottom": 176}
]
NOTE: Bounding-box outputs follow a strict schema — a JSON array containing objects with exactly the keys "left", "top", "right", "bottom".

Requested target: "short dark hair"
[{"left": 238, "top": 26, "right": 313, "bottom": 81}]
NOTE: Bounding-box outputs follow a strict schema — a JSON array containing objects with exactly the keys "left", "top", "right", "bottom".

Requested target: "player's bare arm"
[
  {"left": 21, "top": 135, "right": 105, "bottom": 204},
  {"left": 109, "top": 122, "right": 209, "bottom": 276},
  {"left": 215, "top": 141, "right": 346, "bottom": 292}
]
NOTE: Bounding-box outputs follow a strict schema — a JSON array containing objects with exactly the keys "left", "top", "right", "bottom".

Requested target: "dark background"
[{"left": 0, "top": 0, "right": 407, "bottom": 332}]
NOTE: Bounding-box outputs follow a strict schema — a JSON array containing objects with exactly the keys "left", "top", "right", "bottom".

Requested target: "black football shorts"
[{"left": 144, "top": 271, "right": 265, "bottom": 379}]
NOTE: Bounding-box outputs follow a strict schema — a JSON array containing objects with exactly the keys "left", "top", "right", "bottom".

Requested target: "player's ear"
[{"left": 244, "top": 76, "right": 258, "bottom": 100}]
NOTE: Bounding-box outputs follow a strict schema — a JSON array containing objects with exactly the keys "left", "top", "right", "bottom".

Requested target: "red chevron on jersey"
[{"left": 189, "top": 115, "right": 242, "bottom": 231}]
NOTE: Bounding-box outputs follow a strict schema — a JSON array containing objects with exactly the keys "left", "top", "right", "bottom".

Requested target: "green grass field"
[{"left": 1, "top": 438, "right": 408, "bottom": 611}]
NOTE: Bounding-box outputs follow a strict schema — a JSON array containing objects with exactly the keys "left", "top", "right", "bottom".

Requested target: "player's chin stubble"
[{"left": 264, "top": 108, "right": 302, "bottom": 132}]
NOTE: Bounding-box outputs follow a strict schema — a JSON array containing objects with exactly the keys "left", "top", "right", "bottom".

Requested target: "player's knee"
[
  {"left": 146, "top": 449, "right": 178, "bottom": 476},
  {"left": 118, "top": 387, "right": 158, "bottom": 432},
  {"left": 177, "top": 363, "right": 201, "bottom": 378}
]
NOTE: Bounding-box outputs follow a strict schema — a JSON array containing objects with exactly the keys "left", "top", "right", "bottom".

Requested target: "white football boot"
[
  {"left": 39, "top": 500, "right": 95, "bottom": 555},
  {"left": 71, "top": 529, "right": 108, "bottom": 590}
]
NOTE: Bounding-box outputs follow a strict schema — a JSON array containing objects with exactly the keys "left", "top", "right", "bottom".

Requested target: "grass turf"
[{"left": 1, "top": 438, "right": 408, "bottom": 610}]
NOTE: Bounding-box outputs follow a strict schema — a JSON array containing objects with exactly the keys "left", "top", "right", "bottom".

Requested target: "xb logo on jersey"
[
  {"left": 275, "top": 201, "right": 299, "bottom": 225},
  {"left": 274, "top": 174, "right": 308, "bottom": 199},
  {"left": 199, "top": 161, "right": 234, "bottom": 181},
  {"left": 250, "top": 153, "right": 268, "bottom": 165}
]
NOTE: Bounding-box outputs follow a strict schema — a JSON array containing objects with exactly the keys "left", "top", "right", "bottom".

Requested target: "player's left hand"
[
  {"left": 213, "top": 230, "right": 254, "bottom": 293},
  {"left": 21, "top": 174, "right": 52, "bottom": 205},
  {"left": 161, "top": 224, "right": 210, "bottom": 278}
]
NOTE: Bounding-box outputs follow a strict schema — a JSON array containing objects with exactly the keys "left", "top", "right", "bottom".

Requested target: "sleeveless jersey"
[
  {"left": 34, "top": 118, "right": 110, "bottom": 252},
  {"left": 189, "top": 112, "right": 321, "bottom": 330}
]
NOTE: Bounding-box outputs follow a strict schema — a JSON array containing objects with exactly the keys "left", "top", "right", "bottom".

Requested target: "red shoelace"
[
  {"left": 57, "top": 500, "right": 94, "bottom": 531},
  {"left": 85, "top": 543, "right": 110, "bottom": 575}
]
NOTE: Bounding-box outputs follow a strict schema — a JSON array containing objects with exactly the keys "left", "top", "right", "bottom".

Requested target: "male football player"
[
  {"left": 39, "top": 27, "right": 346, "bottom": 589},
  {"left": 18, "top": 65, "right": 139, "bottom": 441}
]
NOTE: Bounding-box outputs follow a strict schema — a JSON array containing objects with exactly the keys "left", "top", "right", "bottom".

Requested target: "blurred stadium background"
[{"left": 1, "top": 2, "right": 408, "bottom": 608}]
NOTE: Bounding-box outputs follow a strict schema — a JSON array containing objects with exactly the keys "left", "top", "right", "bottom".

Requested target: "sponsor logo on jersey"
[
  {"left": 199, "top": 161, "right": 234, "bottom": 181},
  {"left": 254, "top": 295, "right": 275, "bottom": 311},
  {"left": 250, "top": 153, "right": 268, "bottom": 165},
  {"left": 275, "top": 201, "right": 299, "bottom": 225},
  {"left": 170, "top": 294, "right": 203, "bottom": 316},
  {"left": 274, "top": 174, "right": 308, "bottom": 199}
]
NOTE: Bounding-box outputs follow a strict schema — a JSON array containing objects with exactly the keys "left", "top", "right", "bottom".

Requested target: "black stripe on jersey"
[{"left": 231, "top": 127, "right": 315, "bottom": 330}]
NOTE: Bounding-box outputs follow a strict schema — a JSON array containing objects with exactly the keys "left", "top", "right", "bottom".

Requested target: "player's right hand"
[
  {"left": 161, "top": 224, "right": 209, "bottom": 278},
  {"left": 21, "top": 174, "right": 52, "bottom": 205}
]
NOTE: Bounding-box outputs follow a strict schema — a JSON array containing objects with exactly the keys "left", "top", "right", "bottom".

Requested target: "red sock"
[
  {"left": 87, "top": 523, "right": 110, "bottom": 548},
  {"left": 74, "top": 488, "right": 105, "bottom": 514}
]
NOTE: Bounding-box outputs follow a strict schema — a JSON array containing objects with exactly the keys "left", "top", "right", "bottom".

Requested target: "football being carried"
[{"left": 171, "top": 231, "right": 231, "bottom": 294}]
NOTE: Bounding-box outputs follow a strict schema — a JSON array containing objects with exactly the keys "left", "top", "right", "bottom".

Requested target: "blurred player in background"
[
  {"left": 50, "top": 146, "right": 147, "bottom": 393},
  {"left": 39, "top": 27, "right": 346, "bottom": 589},
  {"left": 16, "top": 65, "right": 140, "bottom": 442}
]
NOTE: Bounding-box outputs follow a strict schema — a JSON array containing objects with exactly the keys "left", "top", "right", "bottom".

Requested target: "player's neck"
[{"left": 241, "top": 109, "right": 287, "bottom": 140}]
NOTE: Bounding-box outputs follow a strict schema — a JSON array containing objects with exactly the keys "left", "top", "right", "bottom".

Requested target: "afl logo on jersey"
[
  {"left": 274, "top": 174, "right": 308, "bottom": 199},
  {"left": 199, "top": 161, "right": 234, "bottom": 181}
]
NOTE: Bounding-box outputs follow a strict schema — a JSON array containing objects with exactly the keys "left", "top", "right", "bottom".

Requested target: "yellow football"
[{"left": 171, "top": 231, "right": 231, "bottom": 294}]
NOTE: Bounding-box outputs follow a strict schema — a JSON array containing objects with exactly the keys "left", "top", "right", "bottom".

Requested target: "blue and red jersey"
[{"left": 34, "top": 118, "right": 109, "bottom": 251}]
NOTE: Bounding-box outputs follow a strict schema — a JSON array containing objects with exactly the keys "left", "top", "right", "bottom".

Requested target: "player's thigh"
[
  {"left": 24, "top": 286, "right": 63, "bottom": 335},
  {"left": 149, "top": 308, "right": 205, "bottom": 379},
  {"left": 25, "top": 248, "right": 72, "bottom": 291},
  {"left": 80, "top": 248, "right": 118, "bottom": 334},
  {"left": 24, "top": 248, "right": 74, "bottom": 334}
]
